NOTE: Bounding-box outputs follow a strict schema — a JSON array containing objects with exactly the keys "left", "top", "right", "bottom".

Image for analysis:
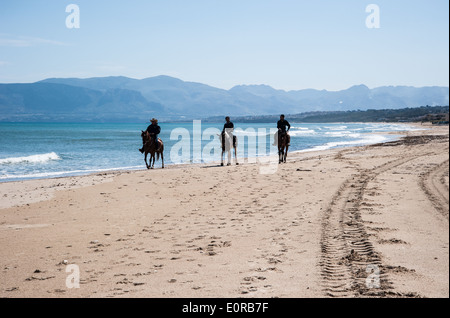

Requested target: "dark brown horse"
[
  {"left": 278, "top": 132, "right": 289, "bottom": 164},
  {"left": 141, "top": 131, "right": 164, "bottom": 169}
]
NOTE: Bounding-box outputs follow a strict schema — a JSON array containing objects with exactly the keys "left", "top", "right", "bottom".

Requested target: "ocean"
[{"left": 0, "top": 122, "right": 422, "bottom": 182}]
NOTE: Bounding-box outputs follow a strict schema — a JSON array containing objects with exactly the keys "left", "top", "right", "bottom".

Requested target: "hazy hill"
[
  {"left": 0, "top": 82, "right": 164, "bottom": 122},
  {"left": 210, "top": 106, "right": 449, "bottom": 124},
  {"left": 0, "top": 76, "right": 448, "bottom": 122}
]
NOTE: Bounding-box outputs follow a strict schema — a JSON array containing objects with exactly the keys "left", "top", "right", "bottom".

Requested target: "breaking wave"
[{"left": 0, "top": 152, "right": 61, "bottom": 165}]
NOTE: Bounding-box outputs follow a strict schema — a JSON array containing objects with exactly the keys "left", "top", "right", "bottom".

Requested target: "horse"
[
  {"left": 220, "top": 131, "right": 239, "bottom": 166},
  {"left": 141, "top": 130, "right": 164, "bottom": 169},
  {"left": 278, "top": 131, "right": 289, "bottom": 164}
]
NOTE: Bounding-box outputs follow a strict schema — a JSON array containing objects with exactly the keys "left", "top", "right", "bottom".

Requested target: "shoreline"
[
  {"left": 0, "top": 122, "right": 428, "bottom": 185},
  {"left": 0, "top": 123, "right": 448, "bottom": 298},
  {"left": 0, "top": 131, "right": 412, "bottom": 210},
  {"left": 0, "top": 123, "right": 440, "bottom": 211}
]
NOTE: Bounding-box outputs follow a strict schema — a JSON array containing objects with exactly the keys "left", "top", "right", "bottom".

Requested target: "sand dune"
[{"left": 0, "top": 124, "right": 448, "bottom": 298}]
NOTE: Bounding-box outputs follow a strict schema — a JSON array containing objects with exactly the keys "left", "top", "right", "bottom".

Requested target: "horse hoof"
[
  {"left": 236, "top": 163, "right": 239, "bottom": 165},
  {"left": 221, "top": 163, "right": 224, "bottom": 166}
]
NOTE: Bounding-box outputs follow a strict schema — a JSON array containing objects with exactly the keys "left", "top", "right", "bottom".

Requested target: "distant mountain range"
[{"left": 0, "top": 75, "right": 448, "bottom": 122}]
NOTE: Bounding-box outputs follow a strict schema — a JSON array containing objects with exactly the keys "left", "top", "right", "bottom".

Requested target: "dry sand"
[{"left": 0, "top": 124, "right": 448, "bottom": 298}]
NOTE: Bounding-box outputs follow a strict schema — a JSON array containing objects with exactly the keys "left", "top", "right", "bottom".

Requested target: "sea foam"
[{"left": 0, "top": 152, "right": 61, "bottom": 165}]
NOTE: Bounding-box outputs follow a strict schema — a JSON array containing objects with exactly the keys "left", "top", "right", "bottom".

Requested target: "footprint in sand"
[{"left": 239, "top": 276, "right": 268, "bottom": 294}]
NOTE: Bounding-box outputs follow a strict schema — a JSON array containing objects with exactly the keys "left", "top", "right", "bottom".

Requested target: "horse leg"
[
  {"left": 234, "top": 147, "right": 239, "bottom": 165},
  {"left": 144, "top": 152, "right": 150, "bottom": 169},
  {"left": 161, "top": 150, "right": 164, "bottom": 169},
  {"left": 284, "top": 145, "right": 289, "bottom": 163},
  {"left": 227, "top": 149, "right": 231, "bottom": 166},
  {"left": 221, "top": 150, "right": 224, "bottom": 166}
]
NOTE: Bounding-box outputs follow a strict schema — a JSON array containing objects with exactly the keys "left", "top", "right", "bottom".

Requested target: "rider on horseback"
[
  {"left": 139, "top": 118, "right": 161, "bottom": 153},
  {"left": 276, "top": 114, "right": 291, "bottom": 146},
  {"left": 222, "top": 116, "right": 236, "bottom": 150}
]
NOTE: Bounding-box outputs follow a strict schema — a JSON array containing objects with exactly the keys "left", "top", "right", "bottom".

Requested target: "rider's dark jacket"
[
  {"left": 277, "top": 119, "right": 291, "bottom": 133},
  {"left": 222, "top": 121, "right": 236, "bottom": 148},
  {"left": 222, "top": 121, "right": 234, "bottom": 133},
  {"left": 146, "top": 124, "right": 161, "bottom": 138}
]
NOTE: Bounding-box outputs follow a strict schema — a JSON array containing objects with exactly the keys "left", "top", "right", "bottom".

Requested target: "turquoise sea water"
[{"left": 0, "top": 122, "right": 422, "bottom": 182}]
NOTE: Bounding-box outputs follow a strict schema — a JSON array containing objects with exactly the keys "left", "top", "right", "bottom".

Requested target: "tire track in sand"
[
  {"left": 320, "top": 155, "right": 421, "bottom": 297},
  {"left": 420, "top": 159, "right": 449, "bottom": 219}
]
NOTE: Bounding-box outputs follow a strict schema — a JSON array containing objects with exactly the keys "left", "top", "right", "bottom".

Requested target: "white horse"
[{"left": 220, "top": 131, "right": 239, "bottom": 166}]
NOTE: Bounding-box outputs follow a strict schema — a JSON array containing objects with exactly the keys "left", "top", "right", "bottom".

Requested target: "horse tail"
[{"left": 157, "top": 142, "right": 163, "bottom": 161}]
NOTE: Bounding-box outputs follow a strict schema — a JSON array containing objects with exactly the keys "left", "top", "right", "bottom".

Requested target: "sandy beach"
[{"left": 0, "top": 124, "right": 448, "bottom": 298}]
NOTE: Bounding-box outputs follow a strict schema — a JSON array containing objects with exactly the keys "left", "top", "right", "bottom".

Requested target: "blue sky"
[{"left": 0, "top": 0, "right": 448, "bottom": 91}]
